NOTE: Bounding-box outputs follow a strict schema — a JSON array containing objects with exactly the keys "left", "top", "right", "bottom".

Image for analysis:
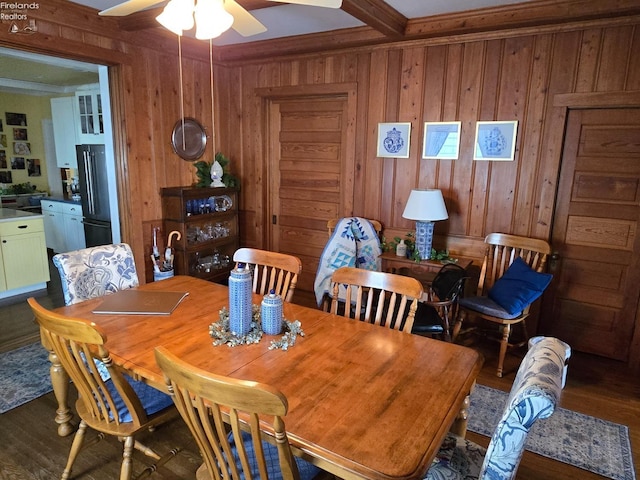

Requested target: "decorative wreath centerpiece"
[{"left": 209, "top": 305, "right": 305, "bottom": 350}]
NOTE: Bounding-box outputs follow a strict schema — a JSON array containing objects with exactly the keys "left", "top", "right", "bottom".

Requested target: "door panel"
[
  {"left": 268, "top": 95, "right": 349, "bottom": 293},
  {"left": 544, "top": 108, "right": 640, "bottom": 361}
]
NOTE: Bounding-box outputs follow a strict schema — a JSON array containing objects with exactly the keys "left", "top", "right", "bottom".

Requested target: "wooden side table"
[{"left": 379, "top": 251, "right": 473, "bottom": 287}]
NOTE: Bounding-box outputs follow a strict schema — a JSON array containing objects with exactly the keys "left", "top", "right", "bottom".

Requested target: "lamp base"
[{"left": 415, "top": 221, "right": 435, "bottom": 260}]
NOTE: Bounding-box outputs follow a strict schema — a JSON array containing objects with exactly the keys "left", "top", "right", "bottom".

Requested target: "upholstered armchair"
[
  {"left": 52, "top": 243, "right": 139, "bottom": 306},
  {"left": 425, "top": 336, "right": 571, "bottom": 480}
]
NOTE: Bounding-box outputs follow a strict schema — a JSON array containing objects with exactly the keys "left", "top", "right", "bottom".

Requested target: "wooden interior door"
[
  {"left": 542, "top": 108, "right": 640, "bottom": 361},
  {"left": 267, "top": 95, "right": 350, "bottom": 294}
]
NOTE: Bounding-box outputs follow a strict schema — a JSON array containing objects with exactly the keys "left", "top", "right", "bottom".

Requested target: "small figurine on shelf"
[{"left": 210, "top": 160, "right": 225, "bottom": 188}]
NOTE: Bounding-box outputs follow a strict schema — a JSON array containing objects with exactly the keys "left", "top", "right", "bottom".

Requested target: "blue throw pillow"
[{"left": 488, "top": 257, "right": 552, "bottom": 316}]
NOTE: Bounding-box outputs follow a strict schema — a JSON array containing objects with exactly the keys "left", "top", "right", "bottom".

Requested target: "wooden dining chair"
[
  {"left": 327, "top": 266, "right": 423, "bottom": 332},
  {"left": 425, "top": 336, "right": 571, "bottom": 480},
  {"left": 154, "top": 346, "right": 324, "bottom": 480},
  {"left": 52, "top": 243, "right": 140, "bottom": 306},
  {"left": 233, "top": 247, "right": 302, "bottom": 303},
  {"left": 28, "top": 297, "right": 178, "bottom": 480},
  {"left": 454, "top": 233, "right": 552, "bottom": 377}
]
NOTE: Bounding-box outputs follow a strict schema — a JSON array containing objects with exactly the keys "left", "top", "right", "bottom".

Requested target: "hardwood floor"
[{"left": 1, "top": 279, "right": 638, "bottom": 479}]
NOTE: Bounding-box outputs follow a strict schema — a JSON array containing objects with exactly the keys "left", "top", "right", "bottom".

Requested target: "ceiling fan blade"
[
  {"left": 268, "top": 0, "right": 342, "bottom": 8},
  {"left": 98, "top": 0, "right": 165, "bottom": 16},
  {"left": 224, "top": 0, "right": 267, "bottom": 37}
]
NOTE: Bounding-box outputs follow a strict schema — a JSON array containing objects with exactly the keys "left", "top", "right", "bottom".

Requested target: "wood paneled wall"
[
  {"left": 1, "top": 0, "right": 639, "bottom": 283},
  {"left": 214, "top": 19, "right": 640, "bottom": 264}
]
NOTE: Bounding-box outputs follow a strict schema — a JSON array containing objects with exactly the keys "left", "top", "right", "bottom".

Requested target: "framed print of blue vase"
[
  {"left": 473, "top": 120, "right": 518, "bottom": 161},
  {"left": 377, "top": 122, "right": 411, "bottom": 158}
]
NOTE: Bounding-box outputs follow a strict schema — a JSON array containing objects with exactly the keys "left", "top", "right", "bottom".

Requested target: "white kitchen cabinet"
[
  {"left": 75, "top": 90, "right": 104, "bottom": 144},
  {"left": 41, "top": 199, "right": 86, "bottom": 253},
  {"left": 41, "top": 199, "right": 65, "bottom": 253},
  {"left": 0, "top": 217, "right": 49, "bottom": 292},
  {"left": 61, "top": 202, "right": 86, "bottom": 252},
  {"left": 50, "top": 96, "right": 79, "bottom": 168}
]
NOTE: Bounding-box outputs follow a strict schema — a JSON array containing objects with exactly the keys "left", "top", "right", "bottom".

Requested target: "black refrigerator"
[{"left": 76, "top": 144, "right": 112, "bottom": 247}]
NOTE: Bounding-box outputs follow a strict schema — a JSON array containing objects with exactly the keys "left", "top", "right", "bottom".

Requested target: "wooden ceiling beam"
[{"left": 340, "top": 0, "right": 407, "bottom": 38}]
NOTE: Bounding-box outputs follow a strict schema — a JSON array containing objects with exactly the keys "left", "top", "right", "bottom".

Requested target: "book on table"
[{"left": 92, "top": 290, "right": 189, "bottom": 315}]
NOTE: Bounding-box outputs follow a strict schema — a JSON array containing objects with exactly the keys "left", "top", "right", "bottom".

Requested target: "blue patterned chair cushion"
[
  {"left": 425, "top": 337, "right": 571, "bottom": 480},
  {"left": 104, "top": 374, "right": 174, "bottom": 423},
  {"left": 228, "top": 430, "right": 322, "bottom": 480},
  {"left": 53, "top": 243, "right": 139, "bottom": 306},
  {"left": 487, "top": 257, "right": 552, "bottom": 316}
]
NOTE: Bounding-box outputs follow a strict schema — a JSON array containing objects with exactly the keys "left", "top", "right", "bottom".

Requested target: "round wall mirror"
[{"left": 171, "top": 118, "right": 207, "bottom": 161}]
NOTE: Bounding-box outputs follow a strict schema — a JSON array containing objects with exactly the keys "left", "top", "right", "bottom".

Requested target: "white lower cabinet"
[
  {"left": 0, "top": 217, "right": 50, "bottom": 292},
  {"left": 61, "top": 203, "right": 85, "bottom": 252},
  {"left": 40, "top": 199, "right": 86, "bottom": 253}
]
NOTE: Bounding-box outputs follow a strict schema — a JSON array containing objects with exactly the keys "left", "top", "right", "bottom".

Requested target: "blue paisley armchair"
[
  {"left": 52, "top": 243, "right": 139, "bottom": 306},
  {"left": 425, "top": 336, "right": 571, "bottom": 480}
]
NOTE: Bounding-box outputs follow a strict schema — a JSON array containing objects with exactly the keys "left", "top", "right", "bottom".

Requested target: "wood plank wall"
[
  {"left": 214, "top": 18, "right": 640, "bottom": 266},
  {"left": 1, "top": 0, "right": 639, "bottom": 283}
]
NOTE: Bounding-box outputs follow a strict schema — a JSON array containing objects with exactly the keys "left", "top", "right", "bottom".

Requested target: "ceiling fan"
[{"left": 98, "top": 0, "right": 343, "bottom": 38}]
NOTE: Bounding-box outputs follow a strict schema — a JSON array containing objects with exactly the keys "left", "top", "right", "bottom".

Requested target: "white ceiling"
[
  {"left": 0, "top": 0, "right": 533, "bottom": 94},
  {"left": 68, "top": 0, "right": 534, "bottom": 45}
]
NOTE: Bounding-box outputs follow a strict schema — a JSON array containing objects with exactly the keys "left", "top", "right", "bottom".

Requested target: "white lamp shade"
[
  {"left": 156, "top": 0, "right": 195, "bottom": 35},
  {"left": 195, "top": 0, "right": 234, "bottom": 39},
  {"left": 402, "top": 189, "right": 449, "bottom": 221}
]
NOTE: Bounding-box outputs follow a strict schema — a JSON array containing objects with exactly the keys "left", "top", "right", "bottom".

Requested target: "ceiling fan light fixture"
[
  {"left": 156, "top": 0, "right": 195, "bottom": 35},
  {"left": 194, "top": 0, "right": 234, "bottom": 39}
]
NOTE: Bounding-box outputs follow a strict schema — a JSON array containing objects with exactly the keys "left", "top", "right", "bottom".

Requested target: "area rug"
[
  {"left": 0, "top": 342, "right": 52, "bottom": 414},
  {"left": 469, "top": 384, "right": 636, "bottom": 480}
]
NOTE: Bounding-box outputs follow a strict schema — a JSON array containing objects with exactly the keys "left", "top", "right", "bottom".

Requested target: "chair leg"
[
  {"left": 452, "top": 309, "right": 465, "bottom": 341},
  {"left": 62, "top": 420, "right": 88, "bottom": 480},
  {"left": 120, "top": 436, "right": 135, "bottom": 480},
  {"left": 496, "top": 324, "right": 511, "bottom": 377}
]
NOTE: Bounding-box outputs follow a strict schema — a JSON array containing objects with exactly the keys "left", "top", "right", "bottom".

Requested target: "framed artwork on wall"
[
  {"left": 423, "top": 122, "right": 461, "bottom": 159},
  {"left": 474, "top": 121, "right": 518, "bottom": 161},
  {"left": 377, "top": 122, "right": 411, "bottom": 158}
]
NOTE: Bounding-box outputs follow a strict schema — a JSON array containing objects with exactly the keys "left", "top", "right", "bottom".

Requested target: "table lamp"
[{"left": 402, "top": 189, "right": 449, "bottom": 260}]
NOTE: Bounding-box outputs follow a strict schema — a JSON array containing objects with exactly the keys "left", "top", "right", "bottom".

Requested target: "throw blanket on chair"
[{"left": 314, "top": 217, "right": 382, "bottom": 306}]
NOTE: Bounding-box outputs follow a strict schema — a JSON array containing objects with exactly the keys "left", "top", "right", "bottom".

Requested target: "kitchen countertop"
[
  {"left": 41, "top": 197, "right": 82, "bottom": 205},
  {"left": 0, "top": 208, "right": 43, "bottom": 221}
]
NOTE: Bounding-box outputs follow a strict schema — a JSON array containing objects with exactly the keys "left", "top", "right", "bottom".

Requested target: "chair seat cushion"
[
  {"left": 459, "top": 296, "right": 522, "bottom": 320},
  {"left": 105, "top": 375, "right": 174, "bottom": 423},
  {"left": 229, "top": 430, "right": 322, "bottom": 480},
  {"left": 425, "top": 432, "right": 486, "bottom": 480},
  {"left": 487, "top": 257, "right": 552, "bottom": 316}
]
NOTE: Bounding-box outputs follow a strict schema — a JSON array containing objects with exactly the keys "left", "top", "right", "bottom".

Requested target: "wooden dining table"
[{"left": 46, "top": 275, "right": 483, "bottom": 480}]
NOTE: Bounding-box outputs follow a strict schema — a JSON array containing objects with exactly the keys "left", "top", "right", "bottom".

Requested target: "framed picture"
[
  {"left": 27, "top": 158, "right": 41, "bottom": 177},
  {"left": 0, "top": 171, "right": 12, "bottom": 183},
  {"left": 0, "top": 150, "right": 6, "bottom": 169},
  {"left": 377, "top": 122, "right": 411, "bottom": 158},
  {"left": 13, "top": 141, "right": 31, "bottom": 155},
  {"left": 5, "top": 112, "right": 27, "bottom": 126},
  {"left": 0, "top": 134, "right": 7, "bottom": 149},
  {"left": 0, "top": 119, "right": 3, "bottom": 132},
  {"left": 13, "top": 128, "right": 28, "bottom": 141},
  {"left": 11, "top": 157, "right": 25, "bottom": 170},
  {"left": 474, "top": 121, "right": 518, "bottom": 161},
  {"left": 423, "top": 122, "right": 461, "bottom": 159}
]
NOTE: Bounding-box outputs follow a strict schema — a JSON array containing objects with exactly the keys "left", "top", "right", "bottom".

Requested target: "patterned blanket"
[{"left": 313, "top": 217, "right": 382, "bottom": 306}]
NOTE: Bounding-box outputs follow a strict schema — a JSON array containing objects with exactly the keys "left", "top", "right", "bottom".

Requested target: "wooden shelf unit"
[{"left": 161, "top": 186, "right": 239, "bottom": 284}]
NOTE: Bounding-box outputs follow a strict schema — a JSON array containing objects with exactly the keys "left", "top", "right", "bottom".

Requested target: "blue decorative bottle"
[
  {"left": 228, "top": 263, "right": 252, "bottom": 335},
  {"left": 261, "top": 289, "right": 283, "bottom": 335}
]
